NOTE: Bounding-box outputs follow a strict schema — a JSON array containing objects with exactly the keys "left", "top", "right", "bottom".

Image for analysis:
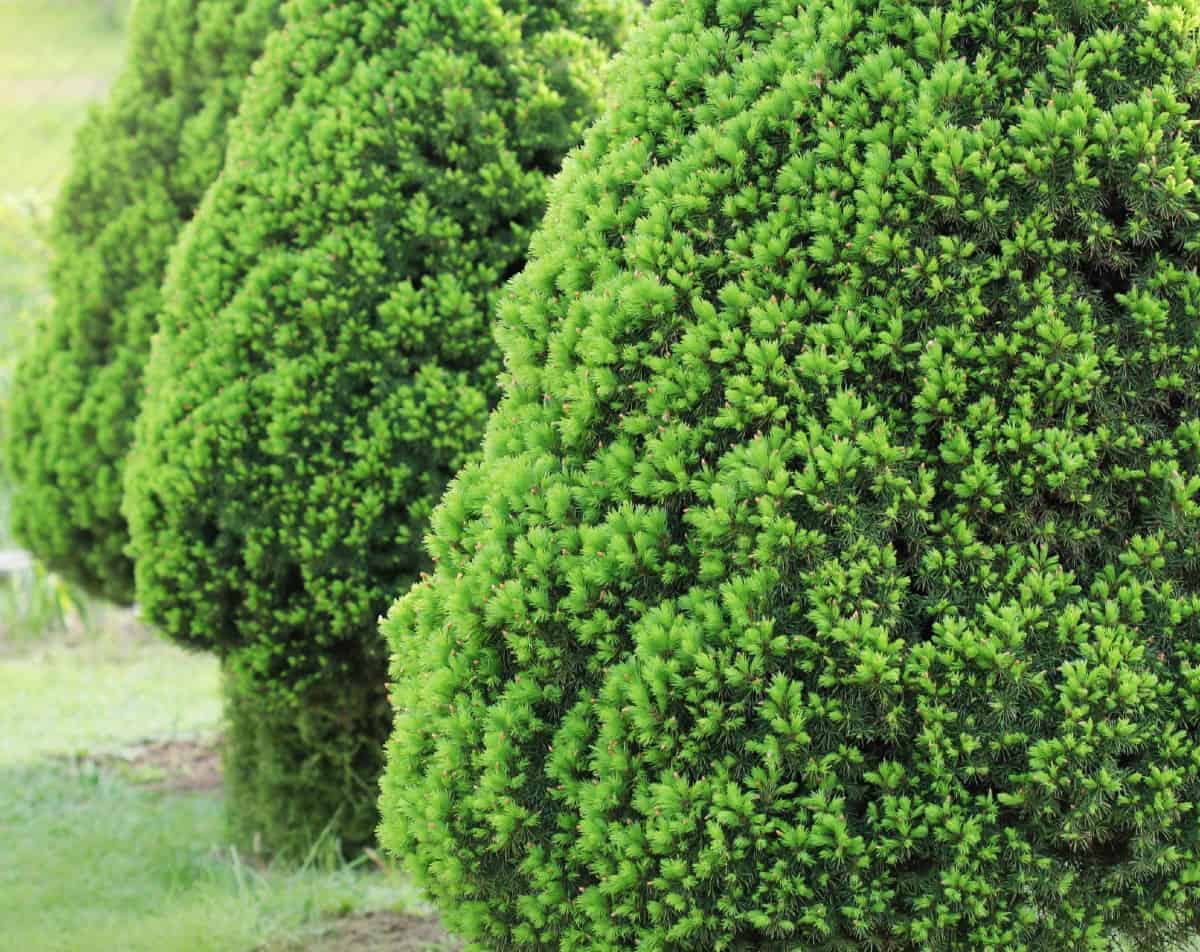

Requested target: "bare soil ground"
[
  {"left": 86, "top": 737, "right": 223, "bottom": 793},
  {"left": 265, "top": 911, "right": 460, "bottom": 952}
]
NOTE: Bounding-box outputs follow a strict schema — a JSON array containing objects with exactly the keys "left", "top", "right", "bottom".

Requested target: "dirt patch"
[
  {"left": 87, "top": 737, "right": 222, "bottom": 793},
  {"left": 267, "top": 911, "right": 460, "bottom": 952}
]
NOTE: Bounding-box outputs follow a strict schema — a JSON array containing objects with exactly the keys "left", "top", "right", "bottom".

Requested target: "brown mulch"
[
  {"left": 85, "top": 737, "right": 223, "bottom": 793},
  {"left": 265, "top": 911, "right": 461, "bottom": 952}
]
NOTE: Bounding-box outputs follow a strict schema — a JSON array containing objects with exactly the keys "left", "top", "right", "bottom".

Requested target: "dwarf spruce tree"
[
  {"left": 124, "top": 0, "right": 635, "bottom": 856},
  {"left": 380, "top": 0, "right": 1200, "bottom": 947},
  {"left": 3, "top": 0, "right": 281, "bottom": 603}
]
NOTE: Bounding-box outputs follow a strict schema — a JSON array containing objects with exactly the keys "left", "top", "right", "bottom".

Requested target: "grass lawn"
[
  {"left": 0, "top": 623, "right": 448, "bottom": 952},
  {"left": 0, "top": 0, "right": 127, "bottom": 194}
]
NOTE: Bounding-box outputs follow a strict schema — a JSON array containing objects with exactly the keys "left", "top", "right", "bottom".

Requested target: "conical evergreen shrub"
[
  {"left": 3, "top": 0, "right": 282, "bottom": 603},
  {"left": 380, "top": 0, "right": 1200, "bottom": 947},
  {"left": 125, "top": 0, "right": 636, "bottom": 857}
]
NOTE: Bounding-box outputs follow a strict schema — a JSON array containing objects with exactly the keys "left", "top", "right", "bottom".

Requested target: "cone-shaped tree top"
[
  {"left": 4, "top": 0, "right": 282, "bottom": 603},
  {"left": 125, "top": 0, "right": 635, "bottom": 690},
  {"left": 381, "top": 0, "right": 1200, "bottom": 948}
]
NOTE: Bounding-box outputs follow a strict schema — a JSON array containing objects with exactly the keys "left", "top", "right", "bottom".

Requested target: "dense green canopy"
[
  {"left": 380, "top": 0, "right": 1200, "bottom": 947},
  {"left": 126, "top": 0, "right": 634, "bottom": 856},
  {"left": 4, "top": 0, "right": 281, "bottom": 603}
]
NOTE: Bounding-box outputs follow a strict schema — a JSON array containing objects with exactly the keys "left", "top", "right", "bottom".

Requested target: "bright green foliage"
[
  {"left": 3, "top": 0, "right": 282, "bottom": 604},
  {"left": 125, "top": 0, "right": 634, "bottom": 857},
  {"left": 380, "top": 0, "right": 1200, "bottom": 947}
]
